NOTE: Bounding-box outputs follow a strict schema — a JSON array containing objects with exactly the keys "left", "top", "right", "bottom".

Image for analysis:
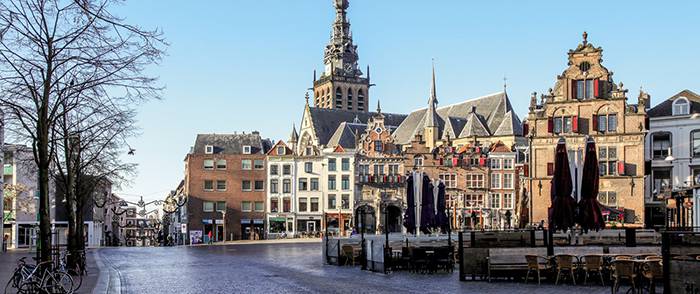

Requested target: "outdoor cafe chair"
[
  {"left": 611, "top": 259, "right": 636, "bottom": 294},
  {"left": 434, "top": 246, "right": 453, "bottom": 273},
  {"left": 581, "top": 255, "right": 604, "bottom": 286},
  {"left": 524, "top": 255, "right": 548, "bottom": 285},
  {"left": 614, "top": 255, "right": 632, "bottom": 260},
  {"left": 644, "top": 256, "right": 662, "bottom": 261},
  {"left": 411, "top": 247, "right": 429, "bottom": 274},
  {"left": 641, "top": 259, "right": 663, "bottom": 294},
  {"left": 400, "top": 247, "right": 412, "bottom": 271},
  {"left": 341, "top": 245, "right": 357, "bottom": 266},
  {"left": 555, "top": 254, "right": 577, "bottom": 285}
]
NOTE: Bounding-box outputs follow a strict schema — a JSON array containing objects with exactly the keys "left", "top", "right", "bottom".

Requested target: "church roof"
[
  {"left": 393, "top": 91, "right": 522, "bottom": 144},
  {"left": 308, "top": 107, "right": 407, "bottom": 146}
]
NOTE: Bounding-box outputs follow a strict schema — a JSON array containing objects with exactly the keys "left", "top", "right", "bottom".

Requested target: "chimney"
[{"left": 252, "top": 131, "right": 260, "bottom": 136}]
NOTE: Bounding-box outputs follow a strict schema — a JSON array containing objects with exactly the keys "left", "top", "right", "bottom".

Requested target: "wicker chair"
[
  {"left": 555, "top": 254, "right": 577, "bottom": 285},
  {"left": 641, "top": 260, "right": 663, "bottom": 294},
  {"left": 525, "top": 255, "right": 548, "bottom": 285},
  {"left": 614, "top": 255, "right": 632, "bottom": 260},
  {"left": 611, "top": 259, "right": 636, "bottom": 294},
  {"left": 581, "top": 255, "right": 604, "bottom": 286},
  {"left": 341, "top": 245, "right": 356, "bottom": 266}
]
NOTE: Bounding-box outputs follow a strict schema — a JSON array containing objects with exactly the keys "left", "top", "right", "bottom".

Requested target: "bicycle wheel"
[
  {"left": 16, "top": 281, "right": 40, "bottom": 294},
  {"left": 44, "top": 272, "right": 73, "bottom": 294},
  {"left": 5, "top": 269, "right": 21, "bottom": 294},
  {"left": 66, "top": 269, "right": 82, "bottom": 292}
]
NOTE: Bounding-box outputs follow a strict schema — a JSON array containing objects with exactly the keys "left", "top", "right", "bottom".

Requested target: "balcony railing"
[{"left": 357, "top": 174, "right": 404, "bottom": 185}]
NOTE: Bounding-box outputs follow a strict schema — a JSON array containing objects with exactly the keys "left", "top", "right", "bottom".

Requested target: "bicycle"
[
  {"left": 4, "top": 257, "right": 74, "bottom": 294},
  {"left": 56, "top": 251, "right": 84, "bottom": 292}
]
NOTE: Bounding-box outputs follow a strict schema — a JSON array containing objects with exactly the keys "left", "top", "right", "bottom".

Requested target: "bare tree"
[{"left": 0, "top": 0, "right": 165, "bottom": 262}]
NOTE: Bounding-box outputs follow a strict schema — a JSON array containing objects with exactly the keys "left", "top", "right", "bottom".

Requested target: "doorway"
[
  {"left": 216, "top": 225, "right": 224, "bottom": 242},
  {"left": 385, "top": 205, "right": 402, "bottom": 233},
  {"left": 306, "top": 221, "right": 316, "bottom": 232}
]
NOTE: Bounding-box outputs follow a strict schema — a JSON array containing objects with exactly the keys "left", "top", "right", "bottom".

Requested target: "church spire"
[
  {"left": 425, "top": 62, "right": 439, "bottom": 128},
  {"left": 324, "top": 0, "right": 361, "bottom": 77}
]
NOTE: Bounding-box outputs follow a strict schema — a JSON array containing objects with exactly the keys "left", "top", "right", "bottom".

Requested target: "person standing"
[
  {"left": 2, "top": 234, "right": 8, "bottom": 252},
  {"left": 207, "top": 230, "right": 213, "bottom": 244}
]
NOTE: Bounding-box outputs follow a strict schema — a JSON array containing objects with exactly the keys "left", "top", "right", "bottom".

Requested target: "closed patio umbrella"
[
  {"left": 403, "top": 174, "right": 416, "bottom": 234},
  {"left": 578, "top": 137, "right": 606, "bottom": 233},
  {"left": 435, "top": 181, "right": 449, "bottom": 233},
  {"left": 420, "top": 174, "right": 435, "bottom": 234},
  {"left": 549, "top": 137, "right": 577, "bottom": 231}
]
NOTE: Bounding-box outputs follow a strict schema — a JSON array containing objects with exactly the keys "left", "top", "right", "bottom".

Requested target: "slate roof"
[
  {"left": 192, "top": 133, "right": 272, "bottom": 155},
  {"left": 393, "top": 91, "right": 523, "bottom": 144},
  {"left": 308, "top": 107, "right": 407, "bottom": 146},
  {"left": 648, "top": 89, "right": 700, "bottom": 118},
  {"left": 327, "top": 122, "right": 365, "bottom": 149}
]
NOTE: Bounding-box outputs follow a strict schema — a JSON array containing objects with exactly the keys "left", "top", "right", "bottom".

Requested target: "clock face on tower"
[
  {"left": 344, "top": 63, "right": 353, "bottom": 73},
  {"left": 375, "top": 127, "right": 382, "bottom": 133}
]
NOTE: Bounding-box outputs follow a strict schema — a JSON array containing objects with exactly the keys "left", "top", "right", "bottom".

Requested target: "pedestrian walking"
[
  {"left": 207, "top": 231, "right": 213, "bottom": 244},
  {"left": 2, "top": 234, "right": 8, "bottom": 252}
]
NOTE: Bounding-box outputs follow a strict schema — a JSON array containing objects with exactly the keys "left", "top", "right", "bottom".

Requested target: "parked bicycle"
[
  {"left": 4, "top": 257, "right": 74, "bottom": 294},
  {"left": 56, "top": 250, "right": 86, "bottom": 292}
]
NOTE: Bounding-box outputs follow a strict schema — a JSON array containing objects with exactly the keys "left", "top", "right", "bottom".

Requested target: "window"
[
  {"left": 466, "top": 174, "right": 484, "bottom": 188},
  {"left": 203, "top": 160, "right": 214, "bottom": 170},
  {"left": 299, "top": 178, "right": 308, "bottom": 191},
  {"left": 205, "top": 145, "right": 214, "bottom": 154},
  {"left": 279, "top": 197, "right": 289, "bottom": 212},
  {"left": 216, "top": 159, "right": 227, "bottom": 169},
  {"left": 328, "top": 194, "right": 336, "bottom": 209},
  {"left": 254, "top": 201, "right": 264, "bottom": 212},
  {"left": 598, "top": 191, "right": 617, "bottom": 207},
  {"left": 597, "top": 113, "right": 617, "bottom": 133},
  {"left": 358, "top": 164, "right": 369, "bottom": 175},
  {"left": 204, "top": 180, "right": 214, "bottom": 191},
  {"left": 347, "top": 90, "right": 353, "bottom": 110},
  {"left": 490, "top": 193, "right": 501, "bottom": 209},
  {"left": 271, "top": 198, "right": 279, "bottom": 213},
  {"left": 282, "top": 179, "right": 291, "bottom": 193},
  {"left": 341, "top": 175, "right": 350, "bottom": 190},
  {"left": 310, "top": 198, "right": 319, "bottom": 212},
  {"left": 652, "top": 133, "right": 671, "bottom": 159},
  {"left": 374, "top": 140, "right": 383, "bottom": 152},
  {"left": 203, "top": 201, "right": 214, "bottom": 212},
  {"left": 341, "top": 158, "right": 350, "bottom": 171},
  {"left": 328, "top": 175, "right": 336, "bottom": 190},
  {"left": 243, "top": 145, "right": 252, "bottom": 154},
  {"left": 465, "top": 194, "right": 484, "bottom": 207},
  {"left": 277, "top": 146, "right": 286, "bottom": 155},
  {"left": 299, "top": 198, "right": 308, "bottom": 212},
  {"left": 241, "top": 160, "right": 252, "bottom": 170},
  {"left": 503, "top": 193, "right": 513, "bottom": 209},
  {"left": 673, "top": 98, "right": 689, "bottom": 116},
  {"left": 335, "top": 87, "right": 343, "bottom": 108},
  {"left": 502, "top": 159, "right": 514, "bottom": 170},
  {"left": 341, "top": 194, "right": 350, "bottom": 209},
  {"left": 270, "top": 179, "right": 279, "bottom": 194},
  {"left": 242, "top": 180, "right": 252, "bottom": 191},
  {"left": 305, "top": 162, "right": 313, "bottom": 173},
  {"left": 358, "top": 90, "right": 365, "bottom": 110},
  {"left": 282, "top": 164, "right": 291, "bottom": 175},
  {"left": 503, "top": 173, "right": 513, "bottom": 189},
  {"left": 241, "top": 201, "right": 252, "bottom": 212},
  {"left": 254, "top": 180, "right": 264, "bottom": 191},
  {"left": 490, "top": 158, "right": 501, "bottom": 169},
  {"left": 328, "top": 158, "right": 337, "bottom": 171},
  {"left": 652, "top": 169, "right": 671, "bottom": 198},
  {"left": 270, "top": 165, "right": 279, "bottom": 175},
  {"left": 414, "top": 156, "right": 424, "bottom": 167},
  {"left": 553, "top": 116, "right": 573, "bottom": 134},
  {"left": 374, "top": 164, "right": 385, "bottom": 175},
  {"left": 305, "top": 147, "right": 313, "bottom": 156},
  {"left": 490, "top": 173, "right": 501, "bottom": 189},
  {"left": 598, "top": 146, "right": 618, "bottom": 176},
  {"left": 575, "top": 79, "right": 594, "bottom": 99},
  {"left": 692, "top": 131, "right": 700, "bottom": 158},
  {"left": 310, "top": 178, "right": 319, "bottom": 191},
  {"left": 216, "top": 180, "right": 226, "bottom": 191},
  {"left": 439, "top": 173, "right": 457, "bottom": 188},
  {"left": 388, "top": 165, "right": 399, "bottom": 175},
  {"left": 254, "top": 160, "right": 264, "bottom": 170},
  {"left": 216, "top": 201, "right": 226, "bottom": 212}
]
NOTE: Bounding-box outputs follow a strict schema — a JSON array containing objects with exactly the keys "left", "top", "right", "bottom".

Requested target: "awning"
[{"left": 269, "top": 217, "right": 286, "bottom": 222}]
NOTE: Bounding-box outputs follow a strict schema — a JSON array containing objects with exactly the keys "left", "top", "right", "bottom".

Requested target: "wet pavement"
[{"left": 97, "top": 242, "right": 615, "bottom": 294}]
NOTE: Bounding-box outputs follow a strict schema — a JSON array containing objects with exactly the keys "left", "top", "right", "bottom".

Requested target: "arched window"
[
  {"left": 550, "top": 108, "right": 575, "bottom": 134},
  {"left": 595, "top": 105, "right": 618, "bottom": 133},
  {"left": 358, "top": 89, "right": 365, "bottom": 111},
  {"left": 673, "top": 97, "right": 689, "bottom": 116},
  {"left": 347, "top": 88, "right": 353, "bottom": 110},
  {"left": 692, "top": 130, "right": 700, "bottom": 158},
  {"left": 335, "top": 87, "right": 343, "bottom": 109}
]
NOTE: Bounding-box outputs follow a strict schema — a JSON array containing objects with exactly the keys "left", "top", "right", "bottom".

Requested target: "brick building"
[
  {"left": 184, "top": 133, "right": 271, "bottom": 242},
  {"left": 525, "top": 32, "right": 646, "bottom": 228}
]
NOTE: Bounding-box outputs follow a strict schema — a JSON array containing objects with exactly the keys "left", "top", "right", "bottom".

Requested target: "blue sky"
[{"left": 113, "top": 0, "right": 700, "bottom": 202}]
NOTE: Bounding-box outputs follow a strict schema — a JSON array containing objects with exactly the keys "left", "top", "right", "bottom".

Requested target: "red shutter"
[
  {"left": 571, "top": 80, "right": 577, "bottom": 99},
  {"left": 479, "top": 157, "right": 486, "bottom": 167},
  {"left": 452, "top": 158, "right": 458, "bottom": 166},
  {"left": 523, "top": 123, "right": 529, "bottom": 136},
  {"left": 547, "top": 163, "right": 554, "bottom": 176},
  {"left": 439, "top": 158, "right": 444, "bottom": 165},
  {"left": 592, "top": 115, "right": 598, "bottom": 132},
  {"left": 547, "top": 117, "right": 554, "bottom": 133},
  {"left": 572, "top": 116, "right": 579, "bottom": 133},
  {"left": 594, "top": 78, "right": 600, "bottom": 97},
  {"left": 524, "top": 164, "right": 529, "bottom": 177},
  {"left": 617, "top": 161, "right": 625, "bottom": 176}
]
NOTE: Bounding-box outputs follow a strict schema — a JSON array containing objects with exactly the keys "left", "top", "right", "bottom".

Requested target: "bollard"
[{"left": 625, "top": 228, "right": 636, "bottom": 247}]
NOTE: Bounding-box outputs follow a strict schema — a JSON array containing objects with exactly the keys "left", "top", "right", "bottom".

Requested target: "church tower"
[
  {"left": 312, "top": 0, "right": 370, "bottom": 112},
  {"left": 423, "top": 64, "right": 440, "bottom": 150}
]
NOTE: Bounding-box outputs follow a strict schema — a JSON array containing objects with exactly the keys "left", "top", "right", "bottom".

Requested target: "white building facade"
[{"left": 266, "top": 141, "right": 298, "bottom": 237}]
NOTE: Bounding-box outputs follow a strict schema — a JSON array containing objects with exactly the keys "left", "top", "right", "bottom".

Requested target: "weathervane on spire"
[
  {"left": 582, "top": 31, "right": 588, "bottom": 45},
  {"left": 305, "top": 91, "right": 310, "bottom": 105},
  {"left": 503, "top": 75, "right": 508, "bottom": 92}
]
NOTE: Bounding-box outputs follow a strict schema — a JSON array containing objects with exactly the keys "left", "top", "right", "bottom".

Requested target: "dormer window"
[
  {"left": 277, "top": 146, "right": 286, "bottom": 155},
  {"left": 204, "top": 145, "right": 214, "bottom": 154},
  {"left": 243, "top": 145, "right": 252, "bottom": 154},
  {"left": 305, "top": 147, "right": 313, "bottom": 156},
  {"left": 673, "top": 97, "right": 689, "bottom": 116}
]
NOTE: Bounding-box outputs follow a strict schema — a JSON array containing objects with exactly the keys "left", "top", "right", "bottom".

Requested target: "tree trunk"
[{"left": 37, "top": 112, "right": 52, "bottom": 263}]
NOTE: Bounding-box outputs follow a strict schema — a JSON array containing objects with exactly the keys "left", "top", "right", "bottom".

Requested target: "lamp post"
[{"left": 360, "top": 205, "right": 366, "bottom": 270}]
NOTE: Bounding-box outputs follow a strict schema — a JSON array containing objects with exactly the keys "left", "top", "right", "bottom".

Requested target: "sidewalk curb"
[{"left": 92, "top": 250, "right": 122, "bottom": 294}]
